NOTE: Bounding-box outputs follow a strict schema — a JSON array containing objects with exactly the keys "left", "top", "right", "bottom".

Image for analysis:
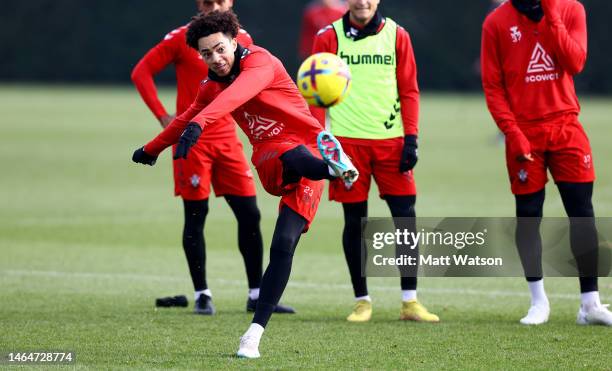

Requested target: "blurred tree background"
[{"left": 1, "top": 0, "right": 610, "bottom": 93}]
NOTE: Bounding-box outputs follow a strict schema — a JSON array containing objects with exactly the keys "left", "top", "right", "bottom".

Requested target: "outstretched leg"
[{"left": 237, "top": 206, "right": 307, "bottom": 358}]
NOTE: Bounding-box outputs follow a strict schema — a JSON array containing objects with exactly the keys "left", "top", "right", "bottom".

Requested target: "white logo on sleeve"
[
  {"left": 510, "top": 26, "right": 522, "bottom": 43},
  {"left": 525, "top": 42, "right": 559, "bottom": 83}
]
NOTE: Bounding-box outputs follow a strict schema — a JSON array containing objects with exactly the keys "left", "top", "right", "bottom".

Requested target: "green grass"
[{"left": 0, "top": 85, "right": 611, "bottom": 370}]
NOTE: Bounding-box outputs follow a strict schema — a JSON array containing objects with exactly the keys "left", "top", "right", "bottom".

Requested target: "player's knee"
[
  {"left": 515, "top": 190, "right": 545, "bottom": 217},
  {"left": 183, "top": 199, "right": 209, "bottom": 231},
  {"left": 280, "top": 145, "right": 311, "bottom": 165},
  {"left": 236, "top": 196, "right": 262, "bottom": 224},
  {"left": 270, "top": 232, "right": 298, "bottom": 260},
  {"left": 343, "top": 202, "right": 367, "bottom": 228},
  {"left": 385, "top": 195, "right": 416, "bottom": 218},
  {"left": 557, "top": 182, "right": 595, "bottom": 217}
]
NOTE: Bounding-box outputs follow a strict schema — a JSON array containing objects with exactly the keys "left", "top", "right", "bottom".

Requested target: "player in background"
[
  {"left": 131, "top": 0, "right": 293, "bottom": 315},
  {"left": 298, "top": 0, "right": 347, "bottom": 60},
  {"left": 482, "top": 0, "right": 612, "bottom": 325},
  {"left": 132, "top": 11, "right": 358, "bottom": 358},
  {"left": 311, "top": 0, "right": 439, "bottom": 323}
]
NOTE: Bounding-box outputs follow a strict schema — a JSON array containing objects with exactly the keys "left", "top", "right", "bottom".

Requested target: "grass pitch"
[{"left": 0, "top": 86, "right": 611, "bottom": 369}]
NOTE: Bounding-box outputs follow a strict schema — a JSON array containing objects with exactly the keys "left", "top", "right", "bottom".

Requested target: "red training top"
[
  {"left": 131, "top": 24, "right": 253, "bottom": 141},
  {"left": 311, "top": 16, "right": 420, "bottom": 139},
  {"left": 481, "top": 0, "right": 587, "bottom": 134},
  {"left": 144, "top": 45, "right": 323, "bottom": 156}
]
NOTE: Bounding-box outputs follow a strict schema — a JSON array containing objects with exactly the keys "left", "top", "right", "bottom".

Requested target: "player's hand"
[
  {"left": 517, "top": 153, "right": 535, "bottom": 162},
  {"left": 173, "top": 122, "right": 202, "bottom": 160},
  {"left": 158, "top": 114, "right": 175, "bottom": 129},
  {"left": 504, "top": 129, "right": 533, "bottom": 163},
  {"left": 132, "top": 146, "right": 158, "bottom": 166},
  {"left": 399, "top": 135, "right": 418, "bottom": 172},
  {"left": 541, "top": 0, "right": 561, "bottom": 22}
]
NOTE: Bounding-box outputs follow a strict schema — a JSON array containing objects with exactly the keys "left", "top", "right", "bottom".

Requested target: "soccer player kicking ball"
[
  {"left": 131, "top": 0, "right": 295, "bottom": 315},
  {"left": 482, "top": 0, "right": 612, "bottom": 326},
  {"left": 311, "top": 0, "right": 439, "bottom": 323},
  {"left": 132, "top": 11, "right": 358, "bottom": 358}
]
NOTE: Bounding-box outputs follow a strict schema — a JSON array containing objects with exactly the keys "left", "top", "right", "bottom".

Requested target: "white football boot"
[
  {"left": 236, "top": 334, "right": 261, "bottom": 359},
  {"left": 317, "top": 131, "right": 359, "bottom": 188},
  {"left": 519, "top": 304, "right": 550, "bottom": 325},
  {"left": 576, "top": 304, "right": 612, "bottom": 326}
]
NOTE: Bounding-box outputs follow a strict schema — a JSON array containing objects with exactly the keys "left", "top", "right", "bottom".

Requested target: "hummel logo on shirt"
[{"left": 525, "top": 43, "right": 559, "bottom": 83}]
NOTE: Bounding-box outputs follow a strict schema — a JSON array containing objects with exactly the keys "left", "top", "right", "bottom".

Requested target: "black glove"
[
  {"left": 173, "top": 122, "right": 202, "bottom": 160},
  {"left": 132, "top": 146, "right": 158, "bottom": 166},
  {"left": 399, "top": 135, "right": 418, "bottom": 172}
]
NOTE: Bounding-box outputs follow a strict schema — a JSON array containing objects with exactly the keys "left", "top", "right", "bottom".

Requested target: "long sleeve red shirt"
[
  {"left": 144, "top": 45, "right": 323, "bottom": 156},
  {"left": 298, "top": 2, "right": 347, "bottom": 59},
  {"left": 481, "top": 0, "right": 587, "bottom": 134},
  {"left": 310, "top": 17, "right": 420, "bottom": 138},
  {"left": 130, "top": 24, "right": 253, "bottom": 140}
]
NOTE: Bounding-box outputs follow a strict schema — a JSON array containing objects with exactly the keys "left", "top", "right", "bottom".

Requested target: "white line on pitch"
[{"left": 3, "top": 269, "right": 609, "bottom": 300}]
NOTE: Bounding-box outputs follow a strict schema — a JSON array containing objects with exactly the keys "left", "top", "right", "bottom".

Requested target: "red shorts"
[
  {"left": 506, "top": 115, "right": 595, "bottom": 195},
  {"left": 251, "top": 140, "right": 325, "bottom": 231},
  {"left": 172, "top": 136, "right": 256, "bottom": 200},
  {"left": 329, "top": 137, "right": 417, "bottom": 203}
]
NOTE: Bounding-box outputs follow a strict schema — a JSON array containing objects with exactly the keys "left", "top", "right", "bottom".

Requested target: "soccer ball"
[{"left": 297, "top": 52, "right": 352, "bottom": 108}]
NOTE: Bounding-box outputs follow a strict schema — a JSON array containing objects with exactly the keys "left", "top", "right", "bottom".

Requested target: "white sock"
[
  {"left": 527, "top": 280, "right": 549, "bottom": 307},
  {"left": 328, "top": 165, "right": 337, "bottom": 177},
  {"left": 248, "top": 288, "right": 260, "bottom": 300},
  {"left": 402, "top": 290, "right": 417, "bottom": 302},
  {"left": 195, "top": 289, "right": 212, "bottom": 301},
  {"left": 355, "top": 295, "right": 372, "bottom": 302},
  {"left": 243, "top": 323, "right": 264, "bottom": 341},
  {"left": 581, "top": 291, "right": 601, "bottom": 310}
]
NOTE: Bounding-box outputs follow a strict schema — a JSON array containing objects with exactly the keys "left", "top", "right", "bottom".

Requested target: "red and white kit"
[
  {"left": 145, "top": 45, "right": 327, "bottom": 228},
  {"left": 481, "top": 0, "right": 594, "bottom": 194},
  {"left": 131, "top": 25, "right": 256, "bottom": 200},
  {"left": 311, "top": 17, "right": 420, "bottom": 202}
]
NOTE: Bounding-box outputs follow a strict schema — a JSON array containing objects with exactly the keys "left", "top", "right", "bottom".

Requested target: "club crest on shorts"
[
  {"left": 302, "top": 185, "right": 314, "bottom": 204},
  {"left": 190, "top": 174, "right": 200, "bottom": 188},
  {"left": 518, "top": 169, "right": 528, "bottom": 183}
]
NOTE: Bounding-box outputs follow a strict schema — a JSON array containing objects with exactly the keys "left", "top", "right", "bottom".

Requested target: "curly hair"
[{"left": 186, "top": 11, "right": 240, "bottom": 50}]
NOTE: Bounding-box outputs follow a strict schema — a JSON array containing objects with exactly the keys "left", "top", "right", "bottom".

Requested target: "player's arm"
[
  {"left": 541, "top": 0, "right": 587, "bottom": 75},
  {"left": 139, "top": 51, "right": 275, "bottom": 161},
  {"left": 481, "top": 20, "right": 532, "bottom": 162},
  {"left": 133, "top": 82, "right": 211, "bottom": 165},
  {"left": 309, "top": 26, "right": 337, "bottom": 127},
  {"left": 396, "top": 26, "right": 420, "bottom": 172},
  {"left": 130, "top": 31, "right": 181, "bottom": 127}
]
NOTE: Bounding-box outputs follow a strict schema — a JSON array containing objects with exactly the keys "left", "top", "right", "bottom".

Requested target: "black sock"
[
  {"left": 385, "top": 195, "right": 418, "bottom": 290},
  {"left": 557, "top": 182, "right": 598, "bottom": 293},
  {"left": 182, "top": 199, "right": 209, "bottom": 291},
  {"left": 252, "top": 206, "right": 306, "bottom": 327},
  {"left": 280, "top": 145, "right": 333, "bottom": 185},
  {"left": 342, "top": 201, "right": 368, "bottom": 297},
  {"left": 515, "top": 190, "right": 545, "bottom": 282},
  {"left": 225, "top": 195, "right": 263, "bottom": 290}
]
